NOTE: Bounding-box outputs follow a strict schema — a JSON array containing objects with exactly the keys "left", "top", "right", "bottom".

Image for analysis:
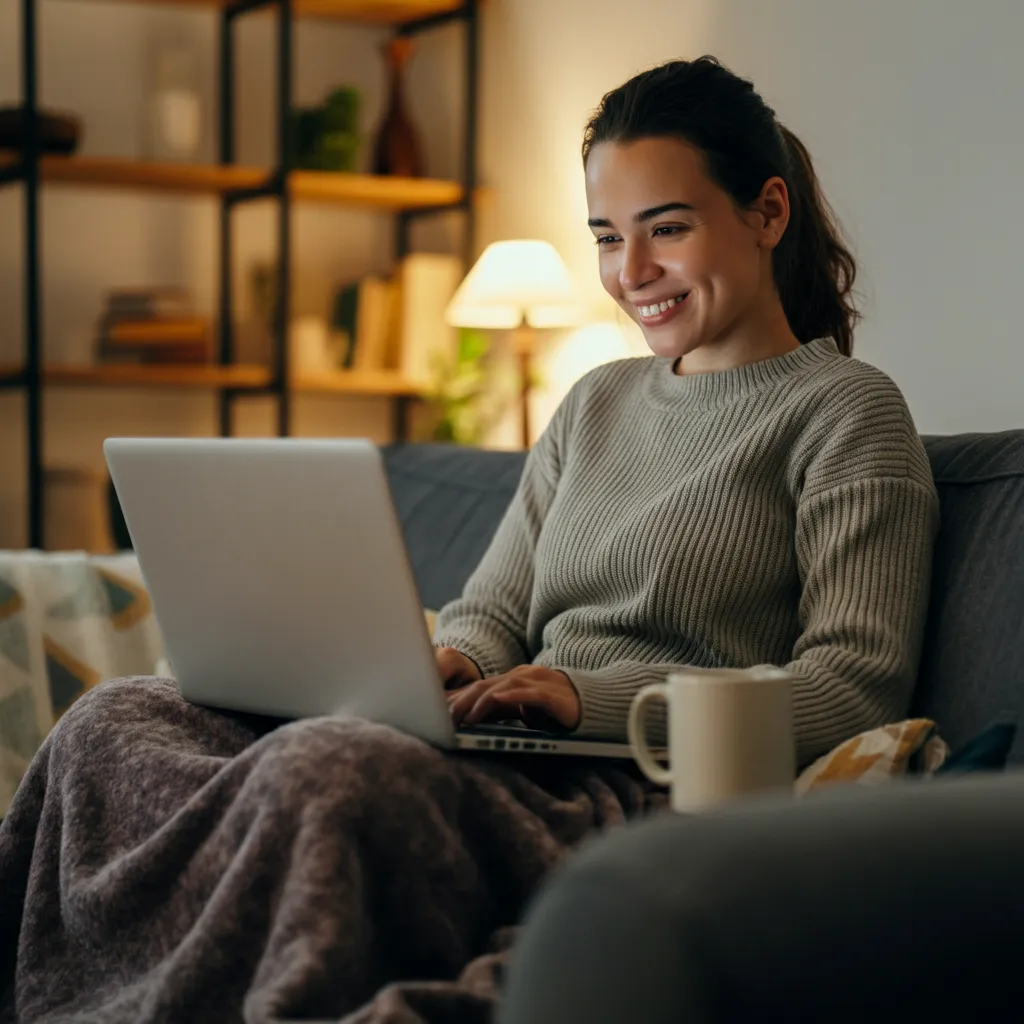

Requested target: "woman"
[{"left": 0, "top": 57, "right": 938, "bottom": 1023}]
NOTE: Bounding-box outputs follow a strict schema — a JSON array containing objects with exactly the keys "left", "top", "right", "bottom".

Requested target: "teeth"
[{"left": 639, "top": 294, "right": 685, "bottom": 318}]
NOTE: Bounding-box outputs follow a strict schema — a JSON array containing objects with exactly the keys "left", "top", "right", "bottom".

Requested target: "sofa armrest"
[{"left": 499, "top": 773, "right": 1024, "bottom": 1022}]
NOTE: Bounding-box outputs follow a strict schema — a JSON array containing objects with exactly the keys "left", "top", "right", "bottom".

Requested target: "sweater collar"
[{"left": 645, "top": 337, "right": 841, "bottom": 411}]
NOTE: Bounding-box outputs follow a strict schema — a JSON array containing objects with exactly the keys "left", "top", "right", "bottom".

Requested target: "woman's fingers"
[
  {"left": 446, "top": 678, "right": 493, "bottom": 723},
  {"left": 447, "top": 674, "right": 550, "bottom": 727},
  {"left": 447, "top": 668, "right": 581, "bottom": 730},
  {"left": 464, "top": 685, "right": 542, "bottom": 727}
]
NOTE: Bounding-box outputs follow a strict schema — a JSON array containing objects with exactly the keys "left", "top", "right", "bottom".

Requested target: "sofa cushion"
[
  {"left": 381, "top": 443, "right": 528, "bottom": 612},
  {"left": 912, "top": 432, "right": 1024, "bottom": 761}
]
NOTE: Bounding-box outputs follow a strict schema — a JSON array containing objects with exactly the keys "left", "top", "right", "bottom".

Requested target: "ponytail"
[
  {"left": 774, "top": 126, "right": 859, "bottom": 356},
  {"left": 583, "top": 56, "right": 861, "bottom": 355}
]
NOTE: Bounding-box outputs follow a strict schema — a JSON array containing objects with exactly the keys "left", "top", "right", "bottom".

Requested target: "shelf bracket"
[
  {"left": 396, "top": 6, "right": 465, "bottom": 38},
  {"left": 225, "top": 0, "right": 278, "bottom": 20},
  {"left": 0, "top": 160, "right": 25, "bottom": 187}
]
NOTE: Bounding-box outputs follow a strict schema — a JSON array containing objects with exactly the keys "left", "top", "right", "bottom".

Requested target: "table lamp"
[{"left": 445, "top": 239, "right": 579, "bottom": 448}]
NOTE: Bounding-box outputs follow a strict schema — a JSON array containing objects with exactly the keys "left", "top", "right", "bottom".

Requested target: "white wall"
[
  {"left": 0, "top": 1, "right": 465, "bottom": 546},
  {"left": 476, "top": 0, "right": 1024, "bottom": 438}
]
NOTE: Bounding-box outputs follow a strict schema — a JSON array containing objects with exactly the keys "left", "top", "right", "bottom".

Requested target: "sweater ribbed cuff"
[
  {"left": 431, "top": 636, "right": 516, "bottom": 679},
  {"left": 563, "top": 666, "right": 668, "bottom": 746}
]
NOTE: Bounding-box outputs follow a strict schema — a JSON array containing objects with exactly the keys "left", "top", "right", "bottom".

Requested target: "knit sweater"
[{"left": 433, "top": 338, "right": 940, "bottom": 765}]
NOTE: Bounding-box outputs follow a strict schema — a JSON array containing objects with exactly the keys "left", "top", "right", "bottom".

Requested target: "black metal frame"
[{"left": 8, "top": 0, "right": 480, "bottom": 549}]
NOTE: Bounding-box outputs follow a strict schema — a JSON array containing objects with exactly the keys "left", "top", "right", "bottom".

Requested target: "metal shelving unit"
[{"left": 2, "top": 0, "right": 480, "bottom": 548}]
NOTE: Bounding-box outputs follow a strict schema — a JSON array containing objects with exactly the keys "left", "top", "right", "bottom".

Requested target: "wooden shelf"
[
  {"left": 43, "top": 364, "right": 273, "bottom": 389},
  {"left": 1, "top": 363, "right": 427, "bottom": 397},
  {"left": 59, "top": 0, "right": 465, "bottom": 24},
  {"left": 289, "top": 169, "right": 462, "bottom": 208},
  {"left": 29, "top": 155, "right": 269, "bottom": 196},
  {"left": 292, "top": 369, "right": 427, "bottom": 397},
  {"left": 0, "top": 153, "right": 465, "bottom": 211}
]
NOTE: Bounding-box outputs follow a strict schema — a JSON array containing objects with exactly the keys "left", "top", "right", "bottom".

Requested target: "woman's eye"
[
  {"left": 595, "top": 235, "right": 620, "bottom": 247},
  {"left": 653, "top": 224, "right": 688, "bottom": 238}
]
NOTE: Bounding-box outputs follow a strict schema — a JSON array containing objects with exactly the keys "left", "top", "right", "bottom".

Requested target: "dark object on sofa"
[
  {"left": 0, "top": 106, "right": 81, "bottom": 154},
  {"left": 934, "top": 718, "right": 1018, "bottom": 774},
  {"left": 497, "top": 428, "right": 1024, "bottom": 1022},
  {"left": 497, "top": 773, "right": 1024, "bottom": 1023}
]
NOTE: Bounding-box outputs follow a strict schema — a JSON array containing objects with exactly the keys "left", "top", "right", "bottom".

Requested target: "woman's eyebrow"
[
  {"left": 635, "top": 202, "right": 695, "bottom": 223},
  {"left": 587, "top": 202, "right": 695, "bottom": 229}
]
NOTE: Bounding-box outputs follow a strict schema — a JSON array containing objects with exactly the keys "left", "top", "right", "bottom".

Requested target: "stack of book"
[{"left": 96, "top": 289, "right": 212, "bottom": 365}]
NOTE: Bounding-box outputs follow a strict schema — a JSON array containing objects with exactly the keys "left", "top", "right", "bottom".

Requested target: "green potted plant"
[{"left": 422, "top": 328, "right": 513, "bottom": 446}]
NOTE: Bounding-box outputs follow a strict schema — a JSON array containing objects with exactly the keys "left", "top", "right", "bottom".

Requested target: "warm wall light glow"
[
  {"left": 528, "top": 321, "right": 637, "bottom": 441},
  {"left": 543, "top": 321, "right": 636, "bottom": 391},
  {"left": 445, "top": 240, "right": 581, "bottom": 329}
]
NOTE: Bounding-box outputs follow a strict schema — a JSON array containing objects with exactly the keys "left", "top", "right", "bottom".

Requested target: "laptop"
[{"left": 104, "top": 437, "right": 640, "bottom": 759}]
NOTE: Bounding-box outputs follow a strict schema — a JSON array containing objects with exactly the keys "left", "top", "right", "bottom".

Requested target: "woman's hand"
[
  {"left": 447, "top": 666, "right": 582, "bottom": 732},
  {"left": 435, "top": 647, "right": 483, "bottom": 689}
]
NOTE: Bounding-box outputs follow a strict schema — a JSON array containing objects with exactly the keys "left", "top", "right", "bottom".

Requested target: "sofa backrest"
[
  {"left": 381, "top": 443, "right": 526, "bottom": 612},
  {"left": 912, "top": 432, "right": 1024, "bottom": 759},
  {"left": 385, "top": 431, "right": 1024, "bottom": 761}
]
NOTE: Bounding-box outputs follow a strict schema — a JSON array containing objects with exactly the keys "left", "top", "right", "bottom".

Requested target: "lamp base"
[{"left": 512, "top": 324, "right": 535, "bottom": 449}]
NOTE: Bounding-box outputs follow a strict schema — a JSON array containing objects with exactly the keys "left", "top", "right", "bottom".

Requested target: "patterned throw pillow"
[{"left": 795, "top": 718, "right": 949, "bottom": 795}]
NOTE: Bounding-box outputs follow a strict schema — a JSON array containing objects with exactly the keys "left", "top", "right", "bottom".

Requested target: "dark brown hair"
[{"left": 582, "top": 56, "right": 860, "bottom": 356}]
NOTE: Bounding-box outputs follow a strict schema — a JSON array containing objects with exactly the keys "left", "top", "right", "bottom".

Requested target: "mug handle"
[{"left": 628, "top": 683, "right": 672, "bottom": 786}]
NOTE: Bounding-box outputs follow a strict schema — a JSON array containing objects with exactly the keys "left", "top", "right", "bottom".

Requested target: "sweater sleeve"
[
  {"left": 564, "top": 474, "right": 939, "bottom": 765},
  {"left": 431, "top": 392, "right": 576, "bottom": 677},
  {"left": 781, "top": 475, "right": 938, "bottom": 764}
]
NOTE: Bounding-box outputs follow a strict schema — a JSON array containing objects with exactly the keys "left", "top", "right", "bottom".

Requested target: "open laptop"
[{"left": 104, "top": 437, "right": 640, "bottom": 759}]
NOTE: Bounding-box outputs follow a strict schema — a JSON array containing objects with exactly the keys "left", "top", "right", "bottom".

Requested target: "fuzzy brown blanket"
[{"left": 0, "top": 677, "right": 661, "bottom": 1023}]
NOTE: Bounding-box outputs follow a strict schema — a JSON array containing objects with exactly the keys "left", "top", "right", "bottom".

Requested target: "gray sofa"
[{"left": 379, "top": 430, "right": 1024, "bottom": 1021}]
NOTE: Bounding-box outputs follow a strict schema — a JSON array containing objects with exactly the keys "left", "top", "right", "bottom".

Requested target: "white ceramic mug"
[{"left": 628, "top": 667, "right": 796, "bottom": 813}]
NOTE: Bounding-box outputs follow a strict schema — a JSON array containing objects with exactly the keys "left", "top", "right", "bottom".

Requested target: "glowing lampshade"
[{"left": 445, "top": 240, "right": 580, "bottom": 330}]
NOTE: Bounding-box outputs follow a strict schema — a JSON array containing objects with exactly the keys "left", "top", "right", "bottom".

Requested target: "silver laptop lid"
[{"left": 104, "top": 437, "right": 454, "bottom": 747}]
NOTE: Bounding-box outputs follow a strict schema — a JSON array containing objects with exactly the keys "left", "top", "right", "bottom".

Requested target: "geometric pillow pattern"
[
  {"left": 795, "top": 717, "right": 950, "bottom": 795},
  {"left": 0, "top": 552, "right": 165, "bottom": 818}
]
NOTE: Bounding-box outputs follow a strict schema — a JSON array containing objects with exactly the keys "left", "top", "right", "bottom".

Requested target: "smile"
[{"left": 634, "top": 293, "right": 689, "bottom": 325}]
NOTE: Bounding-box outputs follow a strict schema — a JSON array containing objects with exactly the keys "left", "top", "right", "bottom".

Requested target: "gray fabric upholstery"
[
  {"left": 380, "top": 444, "right": 527, "bottom": 612},
  {"left": 498, "top": 772, "right": 1024, "bottom": 1023},
  {"left": 915, "top": 432, "right": 1024, "bottom": 758}
]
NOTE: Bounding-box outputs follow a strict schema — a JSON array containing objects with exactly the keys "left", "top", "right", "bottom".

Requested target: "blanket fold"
[{"left": 1, "top": 677, "right": 659, "bottom": 1023}]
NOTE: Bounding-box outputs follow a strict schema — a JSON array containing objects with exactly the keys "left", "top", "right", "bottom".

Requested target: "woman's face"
[{"left": 585, "top": 136, "right": 783, "bottom": 367}]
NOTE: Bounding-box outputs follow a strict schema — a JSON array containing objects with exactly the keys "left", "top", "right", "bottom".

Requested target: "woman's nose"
[{"left": 619, "top": 241, "right": 660, "bottom": 294}]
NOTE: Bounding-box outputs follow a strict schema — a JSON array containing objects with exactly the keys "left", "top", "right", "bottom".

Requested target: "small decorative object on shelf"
[
  {"left": 372, "top": 38, "right": 424, "bottom": 178},
  {"left": 145, "top": 41, "right": 203, "bottom": 162},
  {"left": 289, "top": 86, "right": 362, "bottom": 172},
  {"left": 289, "top": 316, "right": 340, "bottom": 376},
  {"left": 0, "top": 105, "right": 80, "bottom": 154}
]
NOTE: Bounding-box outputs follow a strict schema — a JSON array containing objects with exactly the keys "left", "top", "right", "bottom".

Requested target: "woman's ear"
[{"left": 753, "top": 176, "right": 791, "bottom": 251}]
